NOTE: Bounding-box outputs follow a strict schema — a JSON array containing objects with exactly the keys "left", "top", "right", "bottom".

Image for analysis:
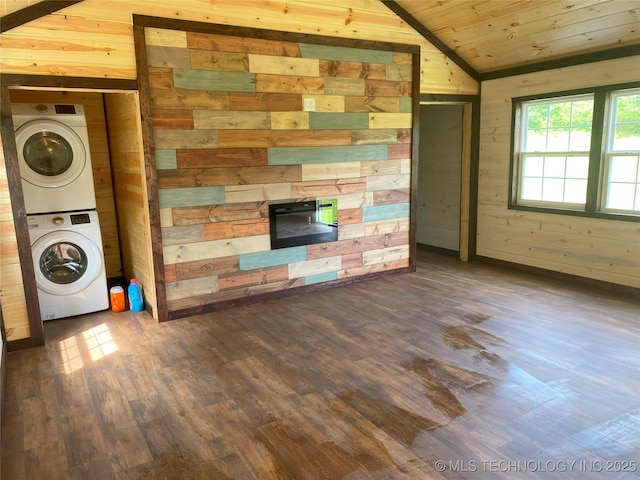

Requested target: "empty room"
[{"left": 0, "top": 1, "right": 638, "bottom": 478}]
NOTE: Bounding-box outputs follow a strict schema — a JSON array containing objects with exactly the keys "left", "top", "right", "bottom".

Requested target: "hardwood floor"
[{"left": 2, "top": 250, "right": 639, "bottom": 479}]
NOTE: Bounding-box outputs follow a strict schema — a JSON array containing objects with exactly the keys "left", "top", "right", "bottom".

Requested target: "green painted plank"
[
  {"left": 399, "top": 97, "right": 413, "bottom": 113},
  {"left": 363, "top": 203, "right": 410, "bottom": 222},
  {"left": 155, "top": 149, "right": 177, "bottom": 169},
  {"left": 268, "top": 145, "right": 387, "bottom": 165},
  {"left": 305, "top": 271, "right": 338, "bottom": 285},
  {"left": 309, "top": 112, "right": 369, "bottom": 130},
  {"left": 173, "top": 69, "right": 256, "bottom": 92},
  {"left": 239, "top": 246, "right": 307, "bottom": 270},
  {"left": 299, "top": 43, "right": 394, "bottom": 64},
  {"left": 158, "top": 186, "right": 225, "bottom": 208}
]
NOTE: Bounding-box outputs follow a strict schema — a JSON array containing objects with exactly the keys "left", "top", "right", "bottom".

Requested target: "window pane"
[
  {"left": 609, "top": 156, "right": 638, "bottom": 182},
  {"left": 523, "top": 156, "right": 543, "bottom": 177},
  {"left": 607, "top": 183, "right": 636, "bottom": 210},
  {"left": 568, "top": 128, "right": 592, "bottom": 151},
  {"left": 544, "top": 156, "right": 566, "bottom": 178},
  {"left": 525, "top": 130, "right": 547, "bottom": 151},
  {"left": 549, "top": 102, "right": 571, "bottom": 127},
  {"left": 547, "top": 129, "right": 570, "bottom": 150},
  {"left": 542, "top": 178, "right": 564, "bottom": 202},
  {"left": 611, "top": 92, "right": 640, "bottom": 151},
  {"left": 564, "top": 179, "right": 587, "bottom": 204},
  {"left": 521, "top": 178, "right": 542, "bottom": 200},
  {"left": 566, "top": 156, "right": 589, "bottom": 178},
  {"left": 526, "top": 104, "right": 548, "bottom": 129}
]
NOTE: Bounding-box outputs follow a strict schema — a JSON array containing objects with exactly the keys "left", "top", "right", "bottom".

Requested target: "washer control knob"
[{"left": 52, "top": 216, "right": 65, "bottom": 226}]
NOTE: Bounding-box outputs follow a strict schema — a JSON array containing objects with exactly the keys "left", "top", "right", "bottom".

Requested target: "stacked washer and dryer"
[{"left": 12, "top": 103, "right": 109, "bottom": 321}]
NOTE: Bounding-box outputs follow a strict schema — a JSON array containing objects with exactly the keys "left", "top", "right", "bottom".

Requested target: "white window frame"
[{"left": 600, "top": 88, "right": 640, "bottom": 214}]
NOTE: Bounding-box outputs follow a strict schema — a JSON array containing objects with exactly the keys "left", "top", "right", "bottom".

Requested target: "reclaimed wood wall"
[
  {"left": 146, "top": 26, "right": 414, "bottom": 315},
  {"left": 0, "top": 0, "right": 475, "bottom": 341},
  {"left": 478, "top": 56, "right": 640, "bottom": 288},
  {"left": 104, "top": 92, "right": 157, "bottom": 318}
]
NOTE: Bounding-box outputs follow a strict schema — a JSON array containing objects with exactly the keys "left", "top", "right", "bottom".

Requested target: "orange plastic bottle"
[{"left": 110, "top": 286, "right": 126, "bottom": 312}]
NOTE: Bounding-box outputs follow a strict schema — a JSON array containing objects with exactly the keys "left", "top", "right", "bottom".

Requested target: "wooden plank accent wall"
[
  {"left": 478, "top": 56, "right": 640, "bottom": 288},
  {"left": 104, "top": 92, "right": 157, "bottom": 318},
  {"left": 9, "top": 90, "right": 122, "bottom": 280},
  {"left": 145, "top": 25, "right": 415, "bottom": 315}
]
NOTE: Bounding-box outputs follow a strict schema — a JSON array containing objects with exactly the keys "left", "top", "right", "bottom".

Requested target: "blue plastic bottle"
[{"left": 128, "top": 278, "right": 144, "bottom": 312}]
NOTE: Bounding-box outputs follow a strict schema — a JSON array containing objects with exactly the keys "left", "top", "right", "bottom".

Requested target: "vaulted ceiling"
[
  {"left": 387, "top": 0, "right": 640, "bottom": 80},
  {"left": 3, "top": 0, "right": 639, "bottom": 81}
]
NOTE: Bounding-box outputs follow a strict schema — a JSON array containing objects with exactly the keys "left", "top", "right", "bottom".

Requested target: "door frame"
[
  {"left": 1, "top": 76, "right": 138, "bottom": 348},
  {"left": 419, "top": 94, "right": 480, "bottom": 262}
]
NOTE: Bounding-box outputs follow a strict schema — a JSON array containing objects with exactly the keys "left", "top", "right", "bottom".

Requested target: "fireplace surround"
[{"left": 269, "top": 199, "right": 338, "bottom": 249}]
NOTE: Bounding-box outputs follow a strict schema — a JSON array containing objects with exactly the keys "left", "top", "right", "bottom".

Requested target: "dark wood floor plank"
[{"left": 2, "top": 250, "right": 639, "bottom": 479}]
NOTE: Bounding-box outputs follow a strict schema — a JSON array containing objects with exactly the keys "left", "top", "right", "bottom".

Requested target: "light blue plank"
[
  {"left": 309, "top": 112, "right": 369, "bottom": 130},
  {"left": 399, "top": 97, "right": 413, "bottom": 113},
  {"left": 305, "top": 271, "right": 338, "bottom": 285},
  {"left": 268, "top": 145, "right": 387, "bottom": 165},
  {"left": 155, "top": 149, "right": 177, "bottom": 170},
  {"left": 239, "top": 246, "right": 307, "bottom": 270},
  {"left": 158, "top": 186, "right": 225, "bottom": 208},
  {"left": 299, "top": 43, "right": 394, "bottom": 64},
  {"left": 173, "top": 69, "right": 256, "bottom": 92},
  {"left": 363, "top": 203, "right": 410, "bottom": 222}
]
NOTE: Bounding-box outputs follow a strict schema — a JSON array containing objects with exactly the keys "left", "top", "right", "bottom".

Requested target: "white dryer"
[
  {"left": 28, "top": 210, "right": 109, "bottom": 321},
  {"left": 12, "top": 103, "right": 97, "bottom": 214}
]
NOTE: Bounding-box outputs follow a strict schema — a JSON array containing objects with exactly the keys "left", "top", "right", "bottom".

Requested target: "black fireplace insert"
[{"left": 269, "top": 199, "right": 338, "bottom": 249}]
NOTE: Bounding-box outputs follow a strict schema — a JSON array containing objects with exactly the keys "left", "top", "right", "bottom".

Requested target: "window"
[
  {"left": 602, "top": 90, "right": 640, "bottom": 213},
  {"left": 510, "top": 83, "right": 640, "bottom": 221}
]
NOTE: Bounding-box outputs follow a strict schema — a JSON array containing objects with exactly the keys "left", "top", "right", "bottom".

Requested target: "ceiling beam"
[
  {"left": 0, "top": 0, "right": 83, "bottom": 33},
  {"left": 480, "top": 44, "right": 640, "bottom": 81},
  {"left": 380, "top": 0, "right": 480, "bottom": 82}
]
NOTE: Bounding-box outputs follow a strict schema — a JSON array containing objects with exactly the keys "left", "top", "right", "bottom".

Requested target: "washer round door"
[
  {"left": 15, "top": 119, "right": 87, "bottom": 188},
  {"left": 32, "top": 230, "right": 103, "bottom": 296}
]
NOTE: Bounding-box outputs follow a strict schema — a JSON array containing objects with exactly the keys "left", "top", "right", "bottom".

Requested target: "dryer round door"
[
  {"left": 32, "top": 230, "right": 103, "bottom": 296},
  {"left": 15, "top": 119, "right": 87, "bottom": 188}
]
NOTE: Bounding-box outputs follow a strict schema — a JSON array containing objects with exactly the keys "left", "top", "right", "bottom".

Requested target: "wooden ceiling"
[{"left": 389, "top": 0, "right": 640, "bottom": 79}]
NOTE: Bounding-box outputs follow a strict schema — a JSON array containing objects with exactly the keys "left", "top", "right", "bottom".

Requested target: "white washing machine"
[
  {"left": 12, "top": 103, "right": 97, "bottom": 214},
  {"left": 28, "top": 210, "right": 109, "bottom": 321}
]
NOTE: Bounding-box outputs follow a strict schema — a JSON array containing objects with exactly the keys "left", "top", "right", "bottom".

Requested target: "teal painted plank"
[
  {"left": 268, "top": 145, "right": 387, "bottom": 165},
  {"left": 399, "top": 97, "right": 413, "bottom": 113},
  {"left": 173, "top": 69, "right": 256, "bottom": 92},
  {"left": 158, "top": 186, "right": 225, "bottom": 208},
  {"left": 363, "top": 203, "right": 410, "bottom": 222},
  {"left": 299, "top": 44, "right": 394, "bottom": 64},
  {"left": 155, "top": 149, "right": 177, "bottom": 170},
  {"left": 309, "top": 112, "right": 369, "bottom": 130},
  {"left": 305, "top": 271, "right": 338, "bottom": 285},
  {"left": 239, "top": 246, "right": 307, "bottom": 270}
]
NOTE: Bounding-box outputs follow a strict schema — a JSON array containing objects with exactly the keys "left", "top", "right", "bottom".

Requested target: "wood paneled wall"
[
  {"left": 146, "top": 26, "right": 414, "bottom": 315},
  {"left": 478, "top": 56, "right": 640, "bottom": 288},
  {"left": 0, "top": 0, "right": 477, "bottom": 95},
  {"left": 104, "top": 92, "right": 157, "bottom": 318}
]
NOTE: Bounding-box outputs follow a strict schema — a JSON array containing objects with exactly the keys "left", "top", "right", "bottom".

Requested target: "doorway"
[{"left": 417, "top": 104, "right": 464, "bottom": 254}]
